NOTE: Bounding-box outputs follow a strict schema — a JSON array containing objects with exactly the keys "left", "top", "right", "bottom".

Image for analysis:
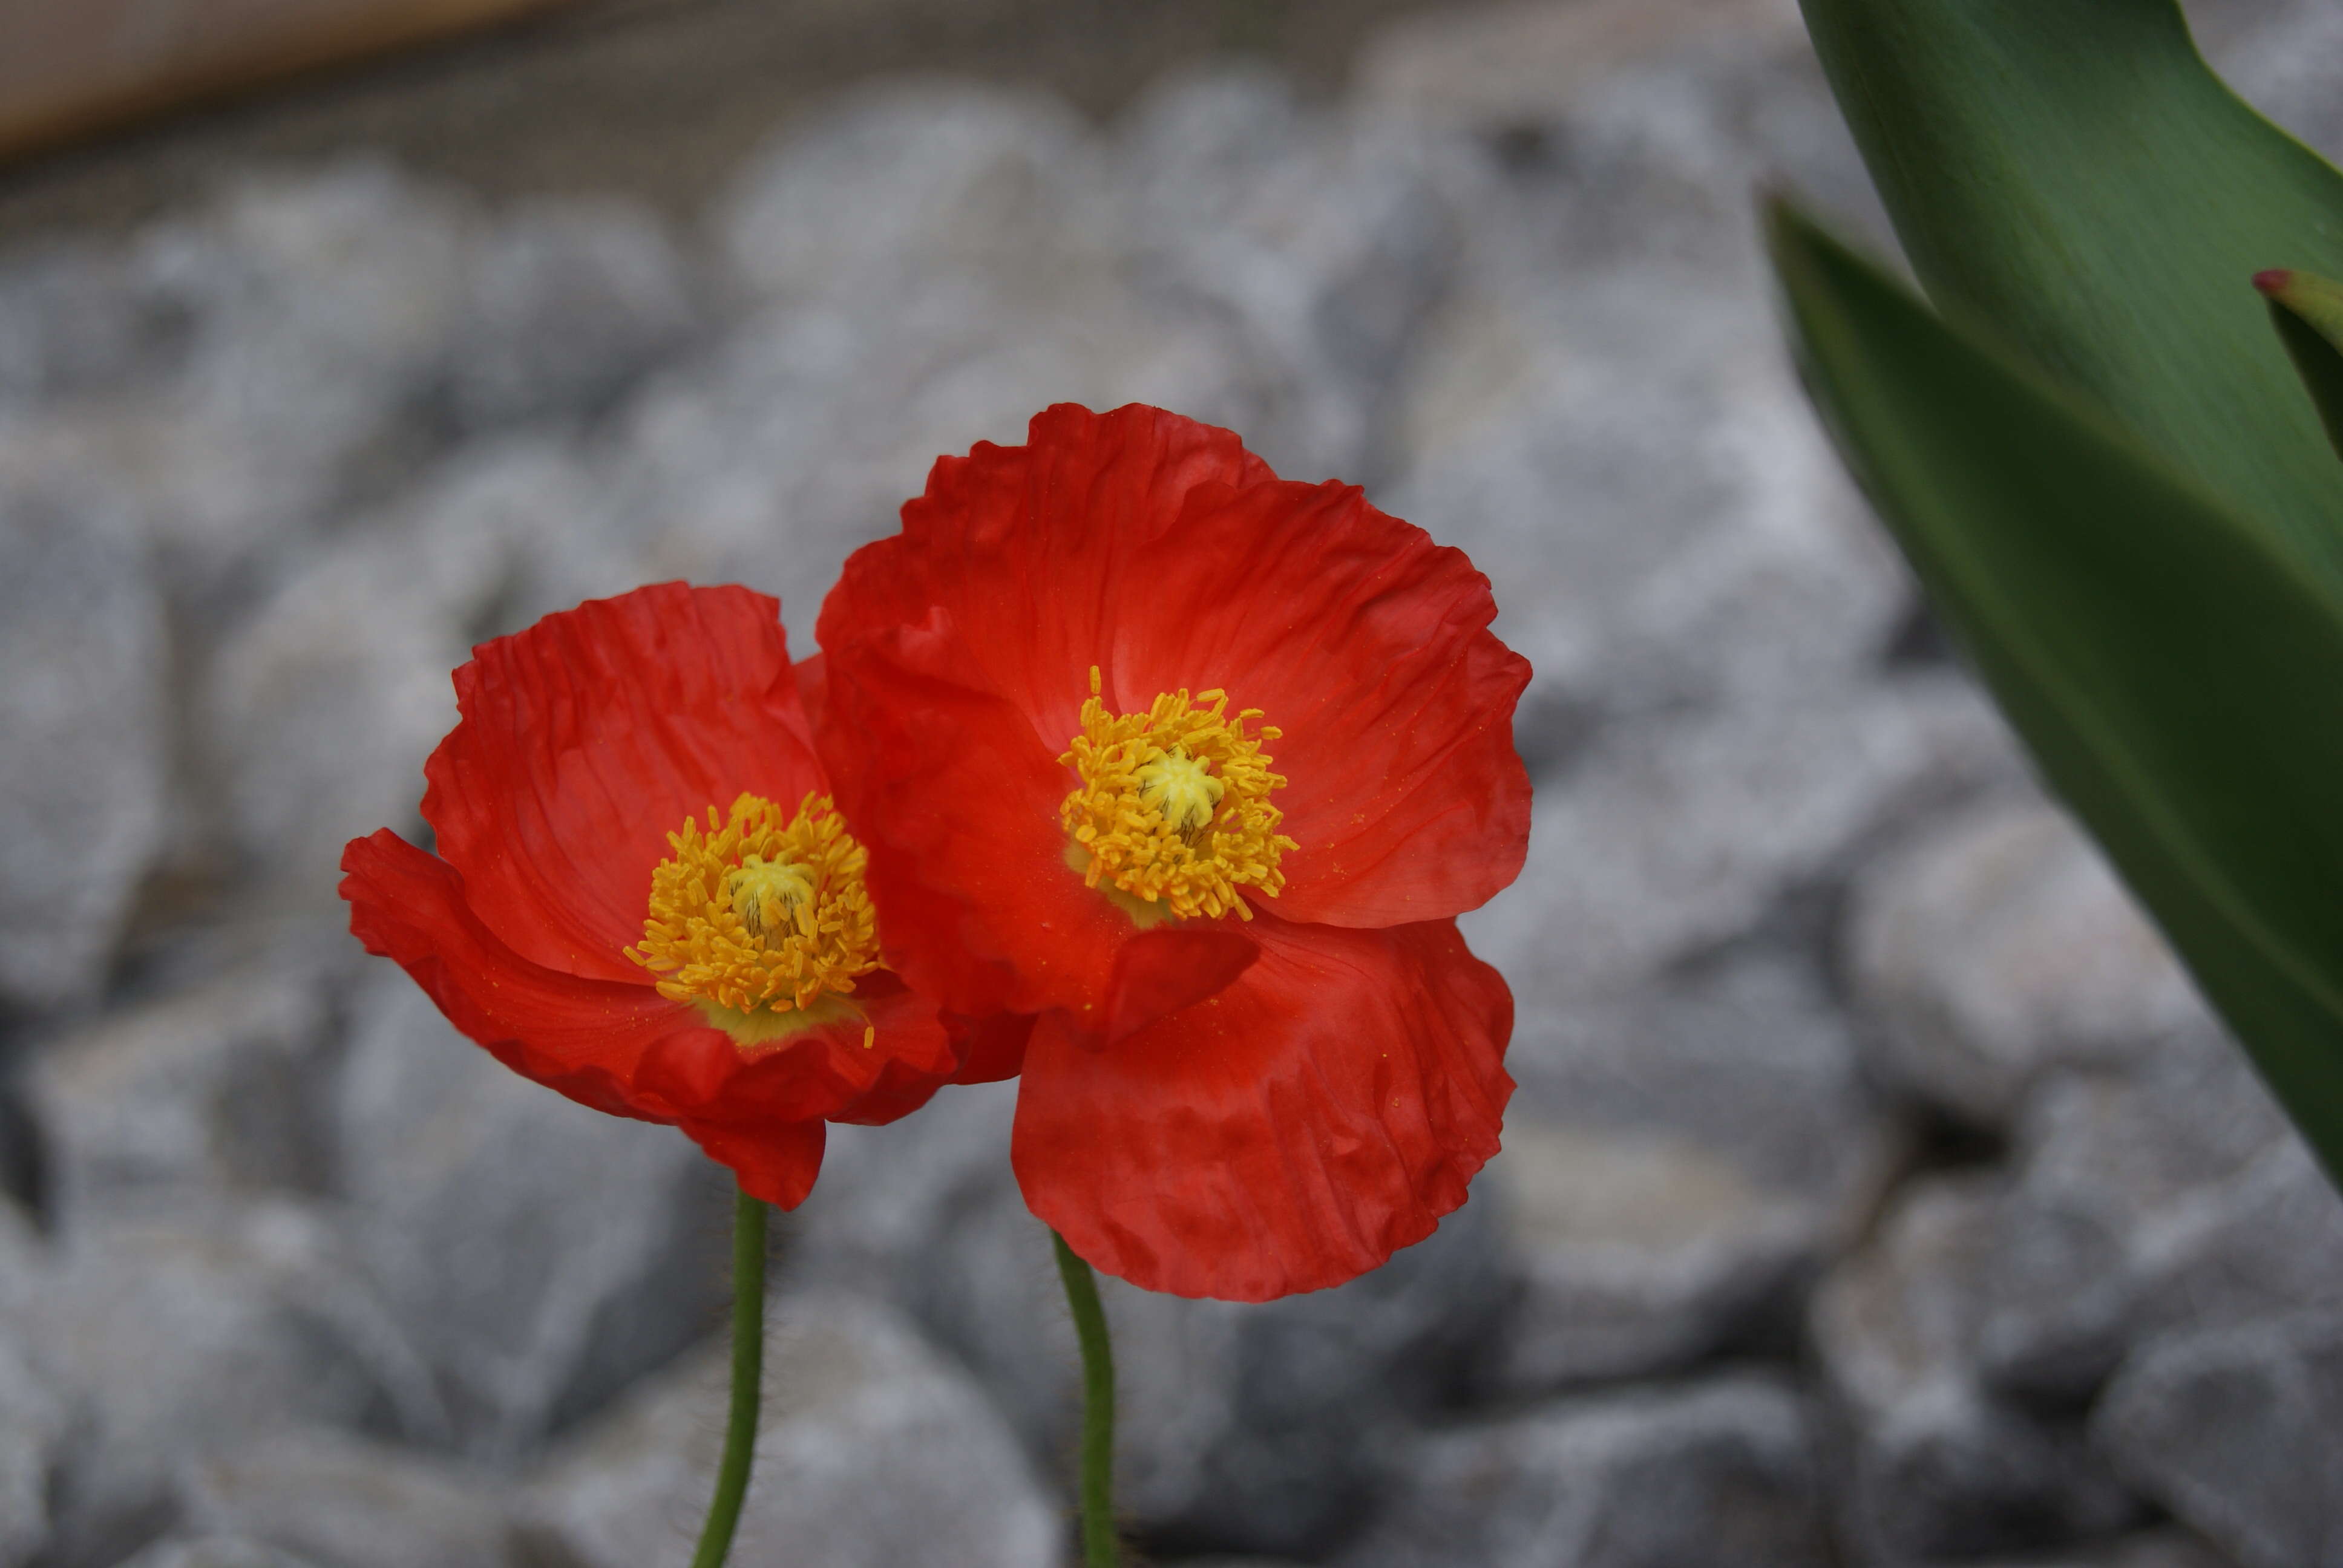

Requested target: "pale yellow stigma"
[
  {"left": 628, "top": 792, "right": 882, "bottom": 1015},
  {"left": 1136, "top": 750, "right": 1224, "bottom": 837},
  {"left": 730, "top": 857, "right": 816, "bottom": 940},
  {"left": 1059, "top": 667, "right": 1297, "bottom": 921}
]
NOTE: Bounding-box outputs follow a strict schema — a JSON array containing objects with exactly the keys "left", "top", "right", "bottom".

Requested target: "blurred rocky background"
[{"left": 4, "top": 0, "right": 2342, "bottom": 1564}]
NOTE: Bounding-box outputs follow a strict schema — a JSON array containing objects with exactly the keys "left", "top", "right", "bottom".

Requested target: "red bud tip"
[{"left": 2255, "top": 269, "right": 2294, "bottom": 296}]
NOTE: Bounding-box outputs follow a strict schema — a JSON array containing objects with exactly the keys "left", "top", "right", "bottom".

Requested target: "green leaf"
[
  {"left": 1767, "top": 198, "right": 2343, "bottom": 1183},
  {"left": 1798, "top": 0, "right": 2343, "bottom": 591},
  {"left": 2259, "top": 269, "right": 2343, "bottom": 463}
]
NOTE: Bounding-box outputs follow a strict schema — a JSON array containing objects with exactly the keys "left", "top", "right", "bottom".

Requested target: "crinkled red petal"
[
  {"left": 682, "top": 1120, "right": 827, "bottom": 1209},
  {"left": 1105, "top": 472, "right": 1532, "bottom": 927},
  {"left": 946, "top": 1010, "right": 1036, "bottom": 1085},
  {"left": 342, "top": 828, "right": 703, "bottom": 1120},
  {"left": 631, "top": 972, "right": 959, "bottom": 1131},
  {"left": 820, "top": 609, "right": 1139, "bottom": 1021},
  {"left": 341, "top": 828, "right": 949, "bottom": 1209},
  {"left": 793, "top": 650, "right": 831, "bottom": 739},
  {"left": 818, "top": 403, "right": 1275, "bottom": 756},
  {"left": 423, "top": 581, "right": 825, "bottom": 984},
  {"left": 1011, "top": 913, "right": 1515, "bottom": 1301},
  {"left": 1100, "top": 926, "right": 1258, "bottom": 1046}
]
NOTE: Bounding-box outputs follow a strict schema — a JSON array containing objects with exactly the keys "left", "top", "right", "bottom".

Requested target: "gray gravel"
[{"left": 516, "top": 1292, "right": 1062, "bottom": 1568}]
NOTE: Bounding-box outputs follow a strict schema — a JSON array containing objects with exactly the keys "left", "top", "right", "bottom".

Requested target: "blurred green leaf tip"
[{"left": 2256, "top": 267, "right": 2343, "bottom": 462}]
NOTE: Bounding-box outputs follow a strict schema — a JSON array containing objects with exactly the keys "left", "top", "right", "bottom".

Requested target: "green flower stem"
[
  {"left": 691, "top": 1186, "right": 768, "bottom": 1568},
  {"left": 1052, "top": 1230, "right": 1120, "bottom": 1568}
]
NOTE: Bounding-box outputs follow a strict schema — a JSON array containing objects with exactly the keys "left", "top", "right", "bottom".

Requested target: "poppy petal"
[
  {"left": 683, "top": 1119, "right": 827, "bottom": 1210},
  {"left": 834, "top": 982, "right": 971, "bottom": 1123},
  {"left": 794, "top": 649, "right": 831, "bottom": 738},
  {"left": 629, "top": 975, "right": 959, "bottom": 1130},
  {"left": 1107, "top": 476, "right": 1533, "bottom": 927},
  {"left": 424, "top": 582, "right": 826, "bottom": 984},
  {"left": 819, "top": 403, "right": 1275, "bottom": 756},
  {"left": 947, "top": 1010, "right": 1037, "bottom": 1085},
  {"left": 821, "top": 608, "right": 1139, "bottom": 1022},
  {"left": 1099, "top": 926, "right": 1258, "bottom": 1045},
  {"left": 341, "top": 827, "right": 713, "bottom": 1122},
  {"left": 1011, "top": 914, "right": 1514, "bottom": 1301}
]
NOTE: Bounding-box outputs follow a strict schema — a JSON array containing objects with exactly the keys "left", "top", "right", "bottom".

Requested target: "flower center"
[
  {"left": 1136, "top": 750, "right": 1223, "bottom": 838},
  {"left": 729, "top": 856, "right": 815, "bottom": 940},
  {"left": 628, "top": 792, "right": 882, "bottom": 1016},
  {"left": 1059, "top": 666, "right": 1297, "bottom": 921}
]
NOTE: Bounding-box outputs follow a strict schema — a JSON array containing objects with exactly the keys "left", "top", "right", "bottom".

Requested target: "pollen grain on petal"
[
  {"left": 626, "top": 792, "right": 883, "bottom": 1016},
  {"left": 1058, "top": 665, "right": 1298, "bottom": 921}
]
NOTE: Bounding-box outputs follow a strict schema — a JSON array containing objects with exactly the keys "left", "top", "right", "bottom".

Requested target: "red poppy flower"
[
  {"left": 815, "top": 403, "right": 1530, "bottom": 1299},
  {"left": 339, "top": 582, "right": 968, "bottom": 1209}
]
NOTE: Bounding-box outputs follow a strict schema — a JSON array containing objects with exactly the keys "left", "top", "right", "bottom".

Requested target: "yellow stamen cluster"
[
  {"left": 628, "top": 792, "right": 882, "bottom": 1015},
  {"left": 1059, "top": 667, "right": 1297, "bottom": 920}
]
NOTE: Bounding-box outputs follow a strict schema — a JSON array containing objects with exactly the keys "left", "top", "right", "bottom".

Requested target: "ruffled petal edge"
[{"left": 1011, "top": 915, "right": 1513, "bottom": 1301}]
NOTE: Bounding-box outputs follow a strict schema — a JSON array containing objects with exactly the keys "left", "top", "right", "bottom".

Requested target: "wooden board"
[{"left": 0, "top": 0, "right": 581, "bottom": 163}]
